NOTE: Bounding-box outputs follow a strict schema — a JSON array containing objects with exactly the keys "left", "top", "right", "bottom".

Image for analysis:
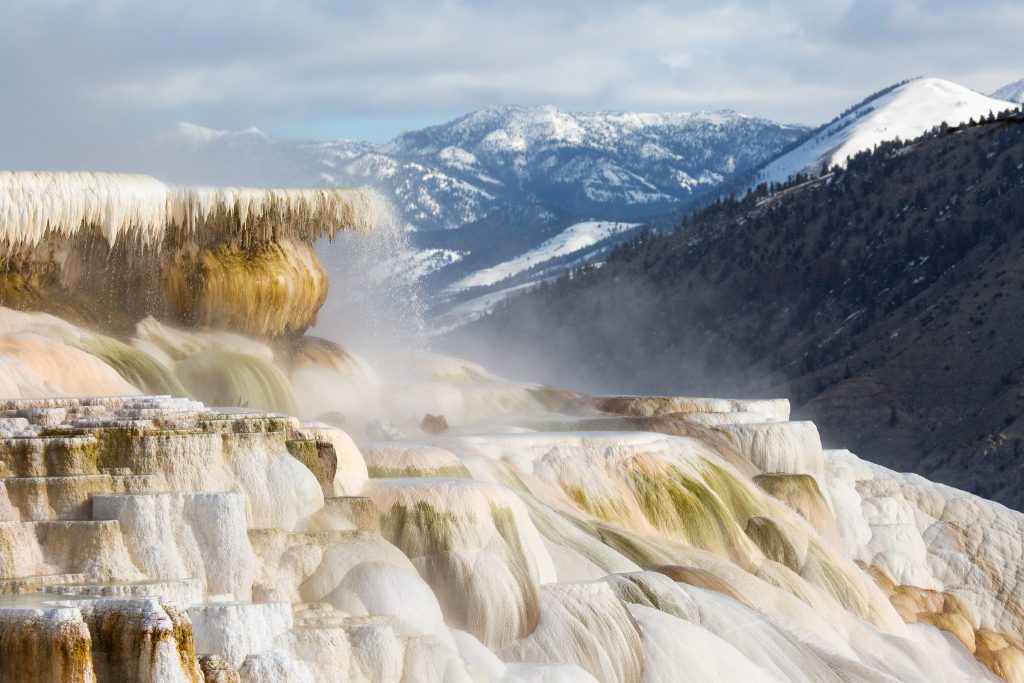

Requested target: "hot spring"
[{"left": 0, "top": 171, "right": 1020, "bottom": 683}]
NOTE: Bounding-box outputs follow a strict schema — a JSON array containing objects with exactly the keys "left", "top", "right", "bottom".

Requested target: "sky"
[{"left": 1, "top": 0, "right": 1021, "bottom": 168}]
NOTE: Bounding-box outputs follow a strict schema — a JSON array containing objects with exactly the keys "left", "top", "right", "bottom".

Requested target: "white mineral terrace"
[
  {"left": 0, "top": 387, "right": 1021, "bottom": 683},
  {"left": 0, "top": 171, "right": 382, "bottom": 250}
]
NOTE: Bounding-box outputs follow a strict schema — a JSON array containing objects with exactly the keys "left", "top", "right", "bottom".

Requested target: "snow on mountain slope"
[
  {"left": 150, "top": 107, "right": 804, "bottom": 233},
  {"left": 993, "top": 78, "right": 1024, "bottom": 104},
  {"left": 388, "top": 105, "right": 805, "bottom": 217},
  {"left": 449, "top": 220, "right": 640, "bottom": 291},
  {"left": 397, "top": 248, "right": 466, "bottom": 280},
  {"left": 756, "top": 78, "right": 1017, "bottom": 185},
  {"left": 389, "top": 105, "right": 772, "bottom": 160}
]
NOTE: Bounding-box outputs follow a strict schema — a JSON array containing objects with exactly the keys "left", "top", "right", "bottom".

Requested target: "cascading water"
[
  {"left": 0, "top": 171, "right": 1021, "bottom": 683},
  {"left": 314, "top": 205, "right": 429, "bottom": 352}
]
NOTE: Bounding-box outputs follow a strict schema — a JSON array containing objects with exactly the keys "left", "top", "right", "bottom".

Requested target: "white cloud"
[{"left": 0, "top": 0, "right": 1019, "bottom": 168}]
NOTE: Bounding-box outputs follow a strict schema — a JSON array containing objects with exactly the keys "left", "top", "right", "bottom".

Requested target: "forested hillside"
[{"left": 449, "top": 110, "right": 1024, "bottom": 509}]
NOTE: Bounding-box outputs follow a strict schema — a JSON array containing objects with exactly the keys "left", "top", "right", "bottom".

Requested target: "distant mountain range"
[
  {"left": 145, "top": 78, "right": 1019, "bottom": 327},
  {"left": 155, "top": 107, "right": 804, "bottom": 231}
]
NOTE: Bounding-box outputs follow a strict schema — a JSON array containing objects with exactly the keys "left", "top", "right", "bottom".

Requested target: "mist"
[{"left": 437, "top": 262, "right": 787, "bottom": 399}]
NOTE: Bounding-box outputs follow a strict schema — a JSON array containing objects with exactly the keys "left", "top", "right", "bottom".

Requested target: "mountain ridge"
[{"left": 753, "top": 77, "right": 1016, "bottom": 185}]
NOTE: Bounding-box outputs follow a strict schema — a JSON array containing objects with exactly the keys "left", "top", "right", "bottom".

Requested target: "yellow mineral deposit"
[{"left": 0, "top": 171, "right": 379, "bottom": 338}]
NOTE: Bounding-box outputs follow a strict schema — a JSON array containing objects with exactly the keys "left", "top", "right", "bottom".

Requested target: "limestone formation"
[{"left": 0, "top": 317, "right": 1020, "bottom": 680}]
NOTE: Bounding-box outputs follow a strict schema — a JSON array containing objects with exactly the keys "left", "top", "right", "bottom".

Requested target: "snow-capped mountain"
[
  {"left": 152, "top": 106, "right": 805, "bottom": 232},
  {"left": 383, "top": 106, "right": 804, "bottom": 219},
  {"left": 754, "top": 78, "right": 1018, "bottom": 185},
  {"left": 993, "top": 78, "right": 1024, "bottom": 104}
]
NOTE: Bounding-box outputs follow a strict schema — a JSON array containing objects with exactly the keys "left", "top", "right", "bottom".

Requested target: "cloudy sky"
[{"left": 1, "top": 0, "right": 1021, "bottom": 168}]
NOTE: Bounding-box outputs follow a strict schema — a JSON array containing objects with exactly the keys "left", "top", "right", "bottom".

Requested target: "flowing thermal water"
[{"left": 0, "top": 173, "right": 1021, "bottom": 682}]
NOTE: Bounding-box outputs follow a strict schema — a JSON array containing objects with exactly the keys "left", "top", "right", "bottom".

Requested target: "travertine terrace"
[
  {"left": 1, "top": 172, "right": 1023, "bottom": 682},
  {"left": 0, "top": 387, "right": 1021, "bottom": 681}
]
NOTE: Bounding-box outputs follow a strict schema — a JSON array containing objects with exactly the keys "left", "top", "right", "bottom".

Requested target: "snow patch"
[{"left": 449, "top": 221, "right": 639, "bottom": 291}]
